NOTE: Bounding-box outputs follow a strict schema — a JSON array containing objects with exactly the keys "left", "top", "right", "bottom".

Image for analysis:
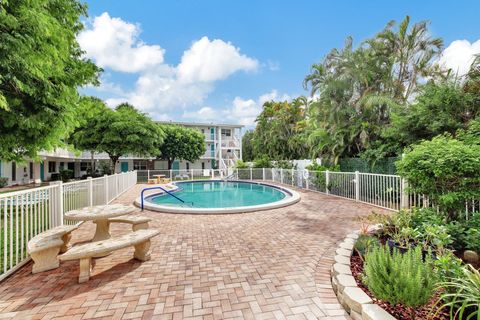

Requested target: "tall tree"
[
  {"left": 252, "top": 97, "right": 308, "bottom": 160},
  {"left": 303, "top": 16, "right": 445, "bottom": 163},
  {"left": 158, "top": 125, "right": 206, "bottom": 169},
  {"left": 80, "top": 103, "right": 164, "bottom": 173},
  {"left": 241, "top": 130, "right": 255, "bottom": 162},
  {"left": 0, "top": 0, "right": 100, "bottom": 161},
  {"left": 70, "top": 97, "right": 110, "bottom": 172}
]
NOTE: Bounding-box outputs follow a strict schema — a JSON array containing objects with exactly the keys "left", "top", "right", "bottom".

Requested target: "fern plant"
[
  {"left": 363, "top": 245, "right": 436, "bottom": 318},
  {"left": 436, "top": 265, "right": 480, "bottom": 320}
]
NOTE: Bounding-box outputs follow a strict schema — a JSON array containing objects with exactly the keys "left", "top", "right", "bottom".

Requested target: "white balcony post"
[
  {"left": 104, "top": 174, "right": 109, "bottom": 204},
  {"left": 325, "top": 170, "right": 330, "bottom": 194},
  {"left": 355, "top": 171, "right": 360, "bottom": 202},
  {"left": 249, "top": 167, "right": 252, "bottom": 180},
  {"left": 87, "top": 177, "right": 93, "bottom": 206},
  {"left": 262, "top": 168, "right": 265, "bottom": 181}
]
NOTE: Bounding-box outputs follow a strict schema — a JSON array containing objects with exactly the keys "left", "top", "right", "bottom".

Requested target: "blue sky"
[{"left": 81, "top": 0, "right": 480, "bottom": 126}]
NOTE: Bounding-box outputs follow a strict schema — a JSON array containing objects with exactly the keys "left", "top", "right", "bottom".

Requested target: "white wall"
[{"left": 0, "top": 161, "right": 41, "bottom": 186}]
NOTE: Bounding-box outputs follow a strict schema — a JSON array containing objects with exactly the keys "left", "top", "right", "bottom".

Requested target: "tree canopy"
[
  {"left": 74, "top": 103, "right": 164, "bottom": 172},
  {"left": 0, "top": 0, "right": 100, "bottom": 161},
  {"left": 245, "top": 16, "right": 479, "bottom": 169},
  {"left": 157, "top": 125, "right": 206, "bottom": 169}
]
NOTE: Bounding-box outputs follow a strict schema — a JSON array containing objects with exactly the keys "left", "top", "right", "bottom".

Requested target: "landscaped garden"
[{"left": 1, "top": 0, "right": 480, "bottom": 318}]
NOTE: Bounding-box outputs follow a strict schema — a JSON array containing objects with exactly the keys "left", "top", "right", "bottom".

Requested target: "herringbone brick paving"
[{"left": 0, "top": 184, "right": 389, "bottom": 319}]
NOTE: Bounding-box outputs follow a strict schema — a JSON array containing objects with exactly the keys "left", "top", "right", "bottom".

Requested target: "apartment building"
[{"left": 0, "top": 121, "right": 243, "bottom": 186}]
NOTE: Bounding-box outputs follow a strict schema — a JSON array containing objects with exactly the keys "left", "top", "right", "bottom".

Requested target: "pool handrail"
[{"left": 140, "top": 186, "right": 185, "bottom": 210}]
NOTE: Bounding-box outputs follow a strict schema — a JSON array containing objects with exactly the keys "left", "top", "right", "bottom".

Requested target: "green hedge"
[{"left": 338, "top": 157, "right": 399, "bottom": 174}]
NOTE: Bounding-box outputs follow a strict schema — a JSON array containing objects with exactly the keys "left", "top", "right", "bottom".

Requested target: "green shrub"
[
  {"left": 0, "top": 177, "right": 7, "bottom": 188},
  {"left": 235, "top": 160, "right": 249, "bottom": 169},
  {"left": 59, "top": 169, "right": 73, "bottom": 182},
  {"left": 437, "top": 265, "right": 480, "bottom": 319},
  {"left": 396, "top": 136, "right": 480, "bottom": 219},
  {"left": 253, "top": 156, "right": 272, "bottom": 168},
  {"left": 354, "top": 235, "right": 379, "bottom": 260},
  {"left": 363, "top": 245, "right": 436, "bottom": 312},
  {"left": 275, "top": 160, "right": 295, "bottom": 169},
  {"left": 305, "top": 161, "right": 339, "bottom": 172},
  {"left": 434, "top": 251, "right": 464, "bottom": 283},
  {"left": 463, "top": 228, "right": 480, "bottom": 253}
]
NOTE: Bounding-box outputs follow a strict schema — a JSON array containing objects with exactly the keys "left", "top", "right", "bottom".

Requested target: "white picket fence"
[{"left": 0, "top": 171, "right": 137, "bottom": 280}]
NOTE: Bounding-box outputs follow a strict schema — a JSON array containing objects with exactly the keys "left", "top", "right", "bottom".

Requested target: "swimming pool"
[{"left": 136, "top": 180, "right": 300, "bottom": 214}]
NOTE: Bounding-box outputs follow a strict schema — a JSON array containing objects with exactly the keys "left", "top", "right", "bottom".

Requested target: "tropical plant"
[
  {"left": 241, "top": 130, "right": 255, "bottom": 161},
  {"left": 235, "top": 160, "right": 249, "bottom": 169},
  {"left": 251, "top": 97, "right": 309, "bottom": 160},
  {"left": 437, "top": 265, "right": 480, "bottom": 320},
  {"left": 396, "top": 136, "right": 480, "bottom": 219},
  {"left": 363, "top": 246, "right": 436, "bottom": 318},
  {"left": 253, "top": 156, "right": 272, "bottom": 168},
  {"left": 157, "top": 125, "right": 206, "bottom": 170},
  {"left": 354, "top": 235, "right": 379, "bottom": 261},
  {"left": 0, "top": 0, "right": 100, "bottom": 161},
  {"left": 434, "top": 251, "right": 465, "bottom": 283}
]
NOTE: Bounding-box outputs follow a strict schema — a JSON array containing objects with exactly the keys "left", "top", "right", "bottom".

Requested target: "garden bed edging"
[{"left": 331, "top": 228, "right": 397, "bottom": 320}]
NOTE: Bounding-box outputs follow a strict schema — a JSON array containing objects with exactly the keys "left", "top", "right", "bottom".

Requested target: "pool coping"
[{"left": 134, "top": 180, "right": 301, "bottom": 214}]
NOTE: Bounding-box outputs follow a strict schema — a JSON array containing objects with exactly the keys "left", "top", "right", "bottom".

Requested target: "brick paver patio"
[{"left": 0, "top": 184, "right": 389, "bottom": 320}]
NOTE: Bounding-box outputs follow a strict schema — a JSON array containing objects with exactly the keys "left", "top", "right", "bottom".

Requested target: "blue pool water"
[{"left": 148, "top": 181, "right": 287, "bottom": 208}]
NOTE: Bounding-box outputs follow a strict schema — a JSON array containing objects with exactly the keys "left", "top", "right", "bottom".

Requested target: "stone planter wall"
[{"left": 331, "top": 232, "right": 397, "bottom": 320}]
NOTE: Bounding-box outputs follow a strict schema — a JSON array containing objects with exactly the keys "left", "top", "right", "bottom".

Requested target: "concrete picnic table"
[
  {"left": 64, "top": 204, "right": 136, "bottom": 242},
  {"left": 153, "top": 174, "right": 166, "bottom": 183}
]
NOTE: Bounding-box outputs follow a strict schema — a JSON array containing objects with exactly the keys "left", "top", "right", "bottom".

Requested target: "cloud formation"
[
  {"left": 182, "top": 90, "right": 291, "bottom": 127},
  {"left": 79, "top": 13, "right": 260, "bottom": 117},
  {"left": 438, "top": 39, "right": 480, "bottom": 76},
  {"left": 78, "top": 13, "right": 165, "bottom": 73}
]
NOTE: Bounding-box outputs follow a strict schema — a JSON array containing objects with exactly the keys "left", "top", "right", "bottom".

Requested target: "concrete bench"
[
  {"left": 59, "top": 229, "right": 160, "bottom": 283},
  {"left": 27, "top": 225, "right": 79, "bottom": 273},
  {"left": 108, "top": 215, "right": 151, "bottom": 231}
]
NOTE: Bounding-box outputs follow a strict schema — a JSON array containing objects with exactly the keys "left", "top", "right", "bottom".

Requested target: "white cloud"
[
  {"left": 182, "top": 90, "right": 291, "bottom": 127},
  {"left": 78, "top": 12, "right": 165, "bottom": 73},
  {"left": 438, "top": 39, "right": 480, "bottom": 77},
  {"left": 79, "top": 14, "right": 260, "bottom": 117},
  {"left": 177, "top": 37, "right": 259, "bottom": 83}
]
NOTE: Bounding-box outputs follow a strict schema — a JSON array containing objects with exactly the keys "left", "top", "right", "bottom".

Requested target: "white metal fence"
[
  {"left": 137, "top": 169, "right": 232, "bottom": 182},
  {"left": 234, "top": 168, "right": 479, "bottom": 214},
  {"left": 0, "top": 171, "right": 137, "bottom": 280}
]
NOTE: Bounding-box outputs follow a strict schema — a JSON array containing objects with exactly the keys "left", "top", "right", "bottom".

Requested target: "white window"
[
  {"left": 133, "top": 160, "right": 148, "bottom": 170},
  {"left": 221, "top": 129, "right": 231, "bottom": 137}
]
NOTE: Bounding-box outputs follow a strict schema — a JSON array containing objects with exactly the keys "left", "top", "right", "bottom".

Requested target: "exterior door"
[
  {"left": 120, "top": 162, "right": 129, "bottom": 172},
  {"left": 172, "top": 161, "right": 179, "bottom": 175},
  {"left": 40, "top": 162, "right": 45, "bottom": 181}
]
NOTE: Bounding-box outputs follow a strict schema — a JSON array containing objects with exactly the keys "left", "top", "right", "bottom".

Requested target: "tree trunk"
[
  {"left": 109, "top": 155, "right": 120, "bottom": 174},
  {"left": 167, "top": 158, "right": 174, "bottom": 170}
]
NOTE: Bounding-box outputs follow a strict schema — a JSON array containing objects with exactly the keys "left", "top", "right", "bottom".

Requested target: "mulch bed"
[{"left": 350, "top": 254, "right": 450, "bottom": 320}]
